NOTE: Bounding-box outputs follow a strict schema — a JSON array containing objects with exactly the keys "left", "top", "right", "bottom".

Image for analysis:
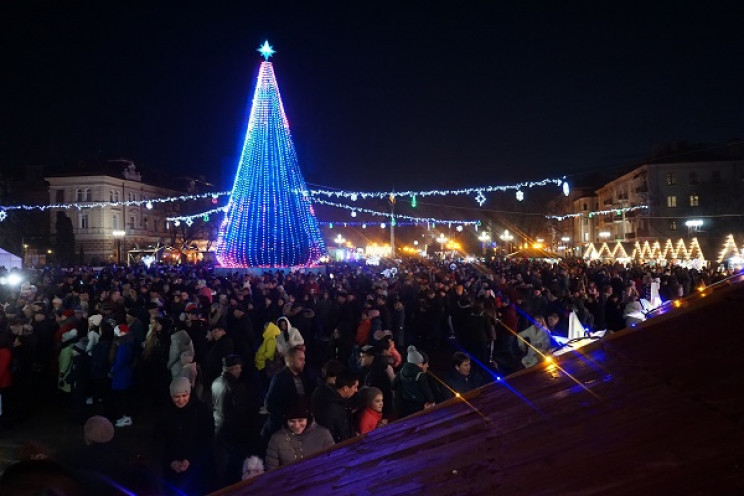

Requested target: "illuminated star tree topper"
[{"left": 258, "top": 40, "right": 275, "bottom": 60}]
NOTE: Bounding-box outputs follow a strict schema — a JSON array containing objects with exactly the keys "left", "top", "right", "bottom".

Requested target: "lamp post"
[
  {"left": 478, "top": 231, "right": 491, "bottom": 256},
  {"left": 334, "top": 234, "right": 346, "bottom": 261},
  {"left": 436, "top": 234, "right": 447, "bottom": 251},
  {"left": 112, "top": 230, "right": 126, "bottom": 264},
  {"left": 500, "top": 229, "right": 514, "bottom": 254}
]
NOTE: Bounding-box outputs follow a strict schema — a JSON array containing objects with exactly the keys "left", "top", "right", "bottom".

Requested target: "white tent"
[{"left": 0, "top": 248, "right": 22, "bottom": 270}]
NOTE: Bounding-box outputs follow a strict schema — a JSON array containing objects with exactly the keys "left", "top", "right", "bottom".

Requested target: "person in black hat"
[
  {"left": 211, "top": 354, "right": 259, "bottom": 487},
  {"left": 264, "top": 402, "right": 333, "bottom": 471}
]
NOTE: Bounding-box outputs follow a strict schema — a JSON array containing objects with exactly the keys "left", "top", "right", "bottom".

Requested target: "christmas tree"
[{"left": 215, "top": 42, "right": 326, "bottom": 268}]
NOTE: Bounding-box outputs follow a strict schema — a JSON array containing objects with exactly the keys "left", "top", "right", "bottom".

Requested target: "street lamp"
[
  {"left": 112, "top": 230, "right": 126, "bottom": 263},
  {"left": 436, "top": 234, "right": 448, "bottom": 258},
  {"left": 500, "top": 230, "right": 514, "bottom": 254},
  {"left": 436, "top": 234, "right": 448, "bottom": 252},
  {"left": 478, "top": 231, "right": 491, "bottom": 256}
]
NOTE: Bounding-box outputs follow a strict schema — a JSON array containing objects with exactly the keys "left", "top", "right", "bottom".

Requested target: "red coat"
[
  {"left": 0, "top": 348, "right": 13, "bottom": 389},
  {"left": 357, "top": 407, "right": 383, "bottom": 435},
  {"left": 355, "top": 319, "right": 371, "bottom": 347}
]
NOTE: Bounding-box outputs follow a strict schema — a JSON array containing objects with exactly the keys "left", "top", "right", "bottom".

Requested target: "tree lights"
[{"left": 213, "top": 44, "right": 325, "bottom": 268}]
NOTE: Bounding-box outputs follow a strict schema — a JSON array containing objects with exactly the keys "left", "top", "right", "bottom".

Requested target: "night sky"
[{"left": 2, "top": 2, "right": 743, "bottom": 192}]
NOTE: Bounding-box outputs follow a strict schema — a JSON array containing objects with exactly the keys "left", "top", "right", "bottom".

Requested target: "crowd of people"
[{"left": 0, "top": 256, "right": 727, "bottom": 494}]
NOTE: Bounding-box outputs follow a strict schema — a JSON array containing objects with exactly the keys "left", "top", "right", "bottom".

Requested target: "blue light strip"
[{"left": 214, "top": 58, "right": 326, "bottom": 268}]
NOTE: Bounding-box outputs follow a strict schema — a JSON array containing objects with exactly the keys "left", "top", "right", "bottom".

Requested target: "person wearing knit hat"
[
  {"left": 157, "top": 374, "right": 214, "bottom": 494},
  {"left": 392, "top": 346, "right": 435, "bottom": 418},
  {"left": 406, "top": 345, "right": 424, "bottom": 364},
  {"left": 84, "top": 415, "right": 115, "bottom": 445},
  {"left": 169, "top": 377, "right": 192, "bottom": 407}
]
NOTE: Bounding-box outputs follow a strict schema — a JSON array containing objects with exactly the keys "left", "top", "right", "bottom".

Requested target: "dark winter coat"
[
  {"left": 262, "top": 367, "right": 313, "bottom": 438},
  {"left": 310, "top": 384, "right": 354, "bottom": 443},
  {"left": 441, "top": 369, "right": 487, "bottom": 400},
  {"left": 156, "top": 396, "right": 215, "bottom": 495},
  {"left": 211, "top": 371, "right": 253, "bottom": 442},
  {"left": 392, "top": 362, "right": 434, "bottom": 418}
]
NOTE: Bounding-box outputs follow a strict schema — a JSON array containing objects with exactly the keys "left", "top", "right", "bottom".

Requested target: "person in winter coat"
[
  {"left": 58, "top": 335, "right": 77, "bottom": 394},
  {"left": 392, "top": 346, "right": 435, "bottom": 418},
  {"left": 461, "top": 300, "right": 491, "bottom": 371},
  {"left": 441, "top": 352, "right": 486, "bottom": 400},
  {"left": 275, "top": 316, "right": 304, "bottom": 356},
  {"left": 90, "top": 320, "right": 114, "bottom": 406},
  {"left": 111, "top": 324, "right": 136, "bottom": 427},
  {"left": 262, "top": 347, "right": 313, "bottom": 441},
  {"left": 310, "top": 369, "right": 359, "bottom": 443},
  {"left": 623, "top": 295, "right": 646, "bottom": 327},
  {"left": 212, "top": 355, "right": 260, "bottom": 487},
  {"left": 355, "top": 311, "right": 372, "bottom": 347},
  {"left": 139, "top": 315, "right": 171, "bottom": 406},
  {"left": 265, "top": 404, "right": 334, "bottom": 471},
  {"left": 156, "top": 377, "right": 214, "bottom": 495},
  {"left": 0, "top": 332, "right": 13, "bottom": 417},
  {"left": 203, "top": 326, "right": 234, "bottom": 401},
  {"left": 255, "top": 322, "right": 281, "bottom": 377},
  {"left": 168, "top": 329, "right": 194, "bottom": 380},
  {"left": 517, "top": 315, "right": 553, "bottom": 369},
  {"left": 357, "top": 386, "right": 387, "bottom": 435},
  {"left": 358, "top": 345, "right": 394, "bottom": 417}
]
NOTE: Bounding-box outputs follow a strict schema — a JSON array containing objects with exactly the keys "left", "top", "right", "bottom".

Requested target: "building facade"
[
  {"left": 594, "top": 159, "right": 744, "bottom": 243},
  {"left": 45, "top": 161, "right": 183, "bottom": 264}
]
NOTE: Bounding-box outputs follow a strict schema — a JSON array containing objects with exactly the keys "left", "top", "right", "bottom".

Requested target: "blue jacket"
[{"left": 111, "top": 336, "right": 135, "bottom": 390}]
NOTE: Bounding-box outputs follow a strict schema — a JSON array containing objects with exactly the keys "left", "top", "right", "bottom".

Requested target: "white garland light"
[
  {"left": 306, "top": 177, "right": 565, "bottom": 200},
  {"left": 546, "top": 205, "right": 649, "bottom": 221},
  {"left": 0, "top": 191, "right": 231, "bottom": 213},
  {"left": 166, "top": 205, "right": 231, "bottom": 223}
]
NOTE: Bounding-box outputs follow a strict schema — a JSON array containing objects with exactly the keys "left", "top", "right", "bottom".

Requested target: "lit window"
[
  {"left": 689, "top": 195, "right": 699, "bottom": 206},
  {"left": 667, "top": 195, "right": 677, "bottom": 207},
  {"left": 666, "top": 173, "right": 676, "bottom": 186}
]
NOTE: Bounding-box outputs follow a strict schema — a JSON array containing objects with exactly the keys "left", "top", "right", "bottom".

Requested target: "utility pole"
[{"left": 389, "top": 192, "right": 396, "bottom": 257}]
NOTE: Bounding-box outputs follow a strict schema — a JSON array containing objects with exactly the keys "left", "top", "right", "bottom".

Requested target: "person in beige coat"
[{"left": 265, "top": 405, "right": 333, "bottom": 470}]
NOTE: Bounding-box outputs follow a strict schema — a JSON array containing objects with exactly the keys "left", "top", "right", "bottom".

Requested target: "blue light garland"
[{"left": 213, "top": 48, "right": 326, "bottom": 268}]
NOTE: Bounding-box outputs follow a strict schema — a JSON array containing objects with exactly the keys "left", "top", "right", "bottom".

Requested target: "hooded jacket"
[
  {"left": 255, "top": 322, "right": 281, "bottom": 371},
  {"left": 168, "top": 330, "right": 195, "bottom": 379},
  {"left": 275, "top": 316, "right": 304, "bottom": 355}
]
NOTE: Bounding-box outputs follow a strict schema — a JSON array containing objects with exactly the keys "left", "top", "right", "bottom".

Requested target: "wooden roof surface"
[{"left": 214, "top": 278, "right": 744, "bottom": 496}]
